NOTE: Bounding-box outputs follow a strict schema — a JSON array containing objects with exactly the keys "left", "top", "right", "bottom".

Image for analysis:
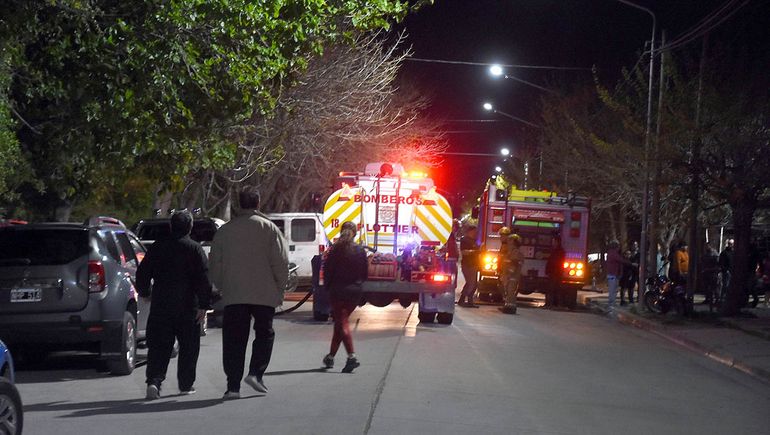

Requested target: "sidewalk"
[{"left": 579, "top": 287, "right": 770, "bottom": 384}]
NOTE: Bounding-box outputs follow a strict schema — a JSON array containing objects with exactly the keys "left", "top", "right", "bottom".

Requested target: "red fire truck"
[{"left": 474, "top": 185, "right": 591, "bottom": 308}]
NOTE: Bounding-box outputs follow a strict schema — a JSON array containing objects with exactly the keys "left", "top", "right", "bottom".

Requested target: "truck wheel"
[
  {"left": 418, "top": 312, "right": 436, "bottom": 324},
  {"left": 436, "top": 313, "right": 453, "bottom": 325},
  {"left": 108, "top": 312, "right": 136, "bottom": 376},
  {"left": 0, "top": 378, "right": 23, "bottom": 435}
]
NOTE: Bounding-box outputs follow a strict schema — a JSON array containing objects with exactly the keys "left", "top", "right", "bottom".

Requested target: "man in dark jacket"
[{"left": 136, "top": 210, "right": 212, "bottom": 400}]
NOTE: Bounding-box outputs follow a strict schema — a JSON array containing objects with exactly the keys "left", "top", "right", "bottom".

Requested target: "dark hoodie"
[{"left": 136, "top": 223, "right": 212, "bottom": 319}]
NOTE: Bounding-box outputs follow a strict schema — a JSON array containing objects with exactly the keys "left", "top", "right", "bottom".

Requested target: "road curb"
[{"left": 584, "top": 300, "right": 770, "bottom": 385}]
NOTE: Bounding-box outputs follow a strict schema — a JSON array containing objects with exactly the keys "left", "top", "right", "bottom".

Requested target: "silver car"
[{"left": 0, "top": 217, "right": 147, "bottom": 375}]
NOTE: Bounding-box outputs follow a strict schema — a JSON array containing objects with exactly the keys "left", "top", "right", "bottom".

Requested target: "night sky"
[{"left": 394, "top": 0, "right": 764, "bottom": 202}]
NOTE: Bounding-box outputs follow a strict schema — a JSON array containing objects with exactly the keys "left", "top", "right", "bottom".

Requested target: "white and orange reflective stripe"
[{"left": 323, "top": 188, "right": 363, "bottom": 242}]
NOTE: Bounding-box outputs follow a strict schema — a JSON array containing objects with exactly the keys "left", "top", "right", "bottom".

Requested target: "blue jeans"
[{"left": 607, "top": 275, "right": 619, "bottom": 306}]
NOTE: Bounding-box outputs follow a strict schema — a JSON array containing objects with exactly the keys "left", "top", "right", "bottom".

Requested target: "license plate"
[{"left": 10, "top": 288, "right": 42, "bottom": 303}]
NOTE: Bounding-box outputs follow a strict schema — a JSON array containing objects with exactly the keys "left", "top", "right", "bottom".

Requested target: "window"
[
  {"left": 116, "top": 232, "right": 138, "bottom": 267},
  {"left": 0, "top": 228, "right": 89, "bottom": 266},
  {"left": 128, "top": 235, "right": 147, "bottom": 263},
  {"left": 136, "top": 221, "right": 170, "bottom": 241},
  {"left": 101, "top": 232, "right": 121, "bottom": 262},
  {"left": 291, "top": 218, "right": 316, "bottom": 242},
  {"left": 191, "top": 220, "right": 218, "bottom": 243}
]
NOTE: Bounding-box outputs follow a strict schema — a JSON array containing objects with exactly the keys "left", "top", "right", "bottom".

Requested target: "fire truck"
[
  {"left": 321, "top": 162, "right": 456, "bottom": 324},
  {"left": 474, "top": 185, "right": 591, "bottom": 309}
]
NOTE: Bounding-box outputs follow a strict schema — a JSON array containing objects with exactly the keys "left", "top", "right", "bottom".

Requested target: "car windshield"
[{"left": 0, "top": 228, "right": 90, "bottom": 266}]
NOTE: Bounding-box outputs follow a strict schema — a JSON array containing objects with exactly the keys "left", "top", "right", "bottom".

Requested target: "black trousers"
[
  {"left": 222, "top": 304, "right": 275, "bottom": 392},
  {"left": 145, "top": 314, "right": 200, "bottom": 390}
]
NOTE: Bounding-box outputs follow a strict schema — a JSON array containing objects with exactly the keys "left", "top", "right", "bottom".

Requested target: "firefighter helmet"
[{"left": 499, "top": 226, "right": 512, "bottom": 237}]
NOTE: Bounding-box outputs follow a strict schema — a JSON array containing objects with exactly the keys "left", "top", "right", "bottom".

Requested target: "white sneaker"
[
  {"left": 179, "top": 387, "right": 196, "bottom": 395},
  {"left": 244, "top": 375, "right": 268, "bottom": 394},
  {"left": 145, "top": 384, "right": 160, "bottom": 400},
  {"left": 222, "top": 391, "right": 240, "bottom": 400}
]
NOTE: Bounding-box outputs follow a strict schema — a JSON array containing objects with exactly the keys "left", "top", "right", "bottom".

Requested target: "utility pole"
[
  {"left": 687, "top": 34, "right": 709, "bottom": 312},
  {"left": 616, "top": 1, "right": 657, "bottom": 306},
  {"left": 650, "top": 30, "right": 666, "bottom": 283}
]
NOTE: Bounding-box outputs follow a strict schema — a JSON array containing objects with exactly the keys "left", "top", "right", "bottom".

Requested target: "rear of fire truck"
[
  {"left": 322, "top": 163, "right": 456, "bottom": 324},
  {"left": 476, "top": 185, "right": 590, "bottom": 309}
]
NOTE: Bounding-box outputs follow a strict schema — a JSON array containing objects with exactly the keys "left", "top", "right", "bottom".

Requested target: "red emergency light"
[{"left": 431, "top": 273, "right": 451, "bottom": 283}]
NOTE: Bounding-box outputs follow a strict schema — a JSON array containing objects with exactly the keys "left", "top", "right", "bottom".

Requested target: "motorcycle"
[{"left": 643, "top": 273, "right": 687, "bottom": 316}]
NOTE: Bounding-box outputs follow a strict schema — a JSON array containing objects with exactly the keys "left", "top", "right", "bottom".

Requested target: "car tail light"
[{"left": 88, "top": 261, "right": 106, "bottom": 293}]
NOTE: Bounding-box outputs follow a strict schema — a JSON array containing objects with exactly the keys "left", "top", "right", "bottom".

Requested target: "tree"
[
  {"left": 179, "top": 32, "right": 446, "bottom": 217},
  {"left": 2, "top": 0, "right": 425, "bottom": 219}
]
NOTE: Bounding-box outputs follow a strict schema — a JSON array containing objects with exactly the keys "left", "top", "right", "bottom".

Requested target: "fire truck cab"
[
  {"left": 475, "top": 185, "right": 590, "bottom": 309},
  {"left": 322, "top": 163, "right": 457, "bottom": 324}
]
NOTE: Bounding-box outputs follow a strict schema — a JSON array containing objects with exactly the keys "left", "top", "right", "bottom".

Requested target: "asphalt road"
[{"left": 15, "top": 301, "right": 770, "bottom": 435}]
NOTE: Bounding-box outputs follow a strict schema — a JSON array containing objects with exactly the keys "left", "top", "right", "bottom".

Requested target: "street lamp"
[
  {"left": 500, "top": 148, "right": 510, "bottom": 157},
  {"left": 617, "top": 0, "right": 657, "bottom": 306},
  {"left": 482, "top": 102, "right": 541, "bottom": 129},
  {"left": 495, "top": 166, "right": 502, "bottom": 173},
  {"left": 489, "top": 64, "right": 504, "bottom": 77}
]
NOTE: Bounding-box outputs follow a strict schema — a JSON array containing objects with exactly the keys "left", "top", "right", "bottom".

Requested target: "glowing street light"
[
  {"left": 495, "top": 166, "right": 503, "bottom": 173},
  {"left": 500, "top": 148, "right": 510, "bottom": 157},
  {"left": 490, "top": 64, "right": 504, "bottom": 77},
  {"left": 483, "top": 102, "right": 493, "bottom": 111}
]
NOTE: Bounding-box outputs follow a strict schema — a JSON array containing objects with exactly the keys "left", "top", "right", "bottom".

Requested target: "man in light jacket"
[{"left": 209, "top": 187, "right": 289, "bottom": 399}]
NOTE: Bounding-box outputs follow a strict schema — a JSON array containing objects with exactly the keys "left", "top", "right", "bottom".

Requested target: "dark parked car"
[
  {"left": 0, "top": 340, "right": 22, "bottom": 435},
  {"left": 0, "top": 217, "right": 147, "bottom": 375}
]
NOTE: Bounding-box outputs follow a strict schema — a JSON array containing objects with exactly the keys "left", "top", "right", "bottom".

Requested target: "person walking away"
[
  {"left": 458, "top": 225, "right": 480, "bottom": 307},
  {"left": 605, "top": 240, "right": 630, "bottom": 308},
  {"left": 136, "top": 210, "right": 212, "bottom": 400},
  {"left": 619, "top": 250, "right": 634, "bottom": 306},
  {"left": 545, "top": 234, "right": 566, "bottom": 308},
  {"left": 700, "top": 244, "right": 720, "bottom": 306},
  {"left": 322, "top": 221, "right": 368, "bottom": 372},
  {"left": 718, "top": 240, "right": 734, "bottom": 302},
  {"left": 499, "top": 228, "right": 523, "bottom": 314},
  {"left": 209, "top": 187, "right": 289, "bottom": 399}
]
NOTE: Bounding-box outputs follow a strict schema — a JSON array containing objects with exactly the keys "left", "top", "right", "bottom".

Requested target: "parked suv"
[{"left": 0, "top": 217, "right": 147, "bottom": 375}]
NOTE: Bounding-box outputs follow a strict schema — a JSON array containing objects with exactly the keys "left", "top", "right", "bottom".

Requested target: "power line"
[
  {"left": 405, "top": 57, "right": 592, "bottom": 71},
  {"left": 653, "top": 0, "right": 751, "bottom": 53}
]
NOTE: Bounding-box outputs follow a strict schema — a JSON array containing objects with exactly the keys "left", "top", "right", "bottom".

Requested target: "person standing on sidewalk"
[
  {"left": 700, "top": 243, "right": 720, "bottom": 306},
  {"left": 136, "top": 210, "right": 212, "bottom": 400},
  {"left": 760, "top": 252, "right": 770, "bottom": 307},
  {"left": 209, "top": 187, "right": 289, "bottom": 399},
  {"left": 619, "top": 250, "right": 635, "bottom": 306},
  {"left": 719, "top": 240, "right": 733, "bottom": 301},
  {"left": 605, "top": 240, "right": 630, "bottom": 308},
  {"left": 322, "top": 221, "right": 367, "bottom": 373},
  {"left": 458, "top": 225, "right": 480, "bottom": 307}
]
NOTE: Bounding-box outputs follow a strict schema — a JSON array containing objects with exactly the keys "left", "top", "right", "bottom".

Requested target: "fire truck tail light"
[
  {"left": 568, "top": 270, "right": 576, "bottom": 276},
  {"left": 431, "top": 274, "right": 450, "bottom": 282},
  {"left": 576, "top": 270, "right": 584, "bottom": 277},
  {"left": 563, "top": 262, "right": 569, "bottom": 269},
  {"left": 576, "top": 263, "right": 583, "bottom": 270}
]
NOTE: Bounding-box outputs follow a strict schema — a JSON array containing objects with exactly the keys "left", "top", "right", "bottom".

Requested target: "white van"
[{"left": 265, "top": 213, "right": 328, "bottom": 281}]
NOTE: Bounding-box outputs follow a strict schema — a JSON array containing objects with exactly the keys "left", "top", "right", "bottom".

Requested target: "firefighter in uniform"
[{"left": 499, "top": 227, "right": 523, "bottom": 314}]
